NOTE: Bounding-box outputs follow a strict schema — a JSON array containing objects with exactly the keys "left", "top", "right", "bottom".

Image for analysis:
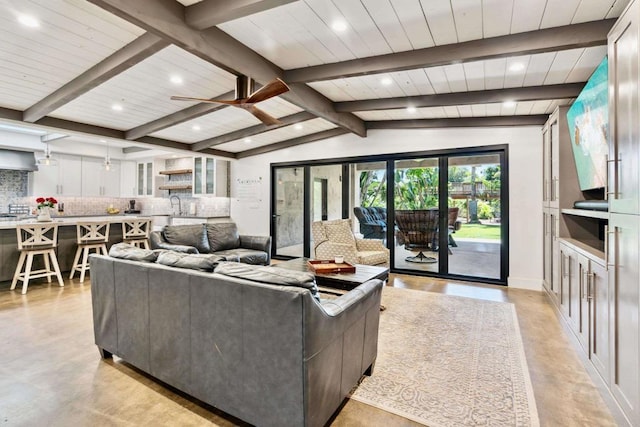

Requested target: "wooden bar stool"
[
  {"left": 122, "top": 218, "right": 152, "bottom": 249},
  {"left": 70, "top": 221, "right": 110, "bottom": 283},
  {"left": 11, "top": 223, "right": 64, "bottom": 294}
]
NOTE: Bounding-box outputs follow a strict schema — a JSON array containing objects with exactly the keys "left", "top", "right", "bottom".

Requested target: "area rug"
[{"left": 350, "top": 287, "right": 539, "bottom": 427}]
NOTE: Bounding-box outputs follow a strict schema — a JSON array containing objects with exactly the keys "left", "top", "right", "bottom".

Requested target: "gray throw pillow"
[
  {"left": 162, "top": 224, "right": 210, "bottom": 253},
  {"left": 156, "top": 251, "right": 224, "bottom": 272},
  {"left": 108, "top": 243, "right": 159, "bottom": 262},
  {"left": 214, "top": 262, "right": 319, "bottom": 301},
  {"left": 206, "top": 223, "right": 240, "bottom": 252}
]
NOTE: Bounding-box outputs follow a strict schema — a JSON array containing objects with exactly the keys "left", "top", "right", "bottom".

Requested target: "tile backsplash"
[{"left": 0, "top": 170, "right": 28, "bottom": 212}]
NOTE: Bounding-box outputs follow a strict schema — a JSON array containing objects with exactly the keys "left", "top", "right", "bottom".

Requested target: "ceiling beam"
[
  {"left": 236, "top": 128, "right": 349, "bottom": 158},
  {"left": 335, "top": 83, "right": 583, "bottom": 112},
  {"left": 186, "top": 0, "right": 298, "bottom": 30},
  {"left": 125, "top": 90, "right": 235, "bottom": 140},
  {"left": 285, "top": 20, "right": 615, "bottom": 83},
  {"left": 86, "top": 0, "right": 366, "bottom": 137},
  {"left": 191, "top": 111, "right": 315, "bottom": 151},
  {"left": 366, "top": 116, "right": 548, "bottom": 130},
  {"left": 0, "top": 106, "right": 237, "bottom": 159},
  {"left": 23, "top": 33, "right": 169, "bottom": 123}
]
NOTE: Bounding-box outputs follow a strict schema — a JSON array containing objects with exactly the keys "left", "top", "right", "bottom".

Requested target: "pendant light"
[
  {"left": 103, "top": 140, "right": 113, "bottom": 171},
  {"left": 36, "top": 133, "right": 68, "bottom": 166}
]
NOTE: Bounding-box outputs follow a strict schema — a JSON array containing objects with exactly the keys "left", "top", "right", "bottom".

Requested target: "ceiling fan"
[{"left": 171, "top": 75, "right": 289, "bottom": 126}]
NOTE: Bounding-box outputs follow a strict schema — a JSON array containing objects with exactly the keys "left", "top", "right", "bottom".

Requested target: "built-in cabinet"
[
  {"left": 193, "top": 157, "right": 215, "bottom": 195},
  {"left": 81, "top": 157, "right": 121, "bottom": 197},
  {"left": 137, "top": 161, "right": 153, "bottom": 196},
  {"left": 120, "top": 161, "right": 137, "bottom": 197},
  {"left": 31, "top": 153, "right": 82, "bottom": 196},
  {"left": 607, "top": 2, "right": 640, "bottom": 423},
  {"left": 542, "top": 2, "right": 640, "bottom": 424}
]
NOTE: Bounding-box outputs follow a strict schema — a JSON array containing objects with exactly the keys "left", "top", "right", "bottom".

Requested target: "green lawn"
[{"left": 453, "top": 223, "right": 501, "bottom": 240}]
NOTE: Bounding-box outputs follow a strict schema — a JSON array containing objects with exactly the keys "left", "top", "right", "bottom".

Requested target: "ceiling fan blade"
[
  {"left": 247, "top": 105, "right": 282, "bottom": 125},
  {"left": 170, "top": 96, "right": 241, "bottom": 105},
  {"left": 245, "top": 78, "right": 290, "bottom": 104}
]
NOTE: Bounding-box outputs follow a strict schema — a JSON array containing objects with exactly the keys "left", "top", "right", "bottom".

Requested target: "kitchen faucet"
[{"left": 169, "top": 195, "right": 182, "bottom": 216}]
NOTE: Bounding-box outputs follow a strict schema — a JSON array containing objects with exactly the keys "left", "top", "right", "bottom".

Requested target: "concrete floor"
[{"left": 0, "top": 274, "right": 617, "bottom": 426}]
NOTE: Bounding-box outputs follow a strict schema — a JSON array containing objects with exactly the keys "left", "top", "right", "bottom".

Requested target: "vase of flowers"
[{"left": 36, "top": 197, "right": 57, "bottom": 222}]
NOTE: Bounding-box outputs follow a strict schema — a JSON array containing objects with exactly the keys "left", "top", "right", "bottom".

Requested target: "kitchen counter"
[{"left": 0, "top": 215, "right": 152, "bottom": 230}]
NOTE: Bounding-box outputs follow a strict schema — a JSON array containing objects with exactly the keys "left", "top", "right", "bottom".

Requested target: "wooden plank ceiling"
[{"left": 0, "top": 0, "right": 630, "bottom": 159}]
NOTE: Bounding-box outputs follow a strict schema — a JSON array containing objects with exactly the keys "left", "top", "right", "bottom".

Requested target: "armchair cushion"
[
  {"left": 324, "top": 220, "right": 356, "bottom": 246},
  {"left": 205, "top": 222, "right": 240, "bottom": 252},
  {"left": 162, "top": 224, "right": 210, "bottom": 253}
]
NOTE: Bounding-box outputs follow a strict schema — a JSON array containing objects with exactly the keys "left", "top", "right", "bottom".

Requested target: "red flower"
[
  {"left": 36, "top": 197, "right": 45, "bottom": 203},
  {"left": 47, "top": 197, "right": 58, "bottom": 204}
]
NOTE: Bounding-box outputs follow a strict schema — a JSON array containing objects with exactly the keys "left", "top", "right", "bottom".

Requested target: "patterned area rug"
[{"left": 350, "top": 287, "right": 539, "bottom": 427}]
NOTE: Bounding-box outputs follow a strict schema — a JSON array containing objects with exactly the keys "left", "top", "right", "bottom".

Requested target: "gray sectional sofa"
[
  {"left": 90, "top": 253, "right": 383, "bottom": 427},
  {"left": 150, "top": 222, "right": 271, "bottom": 265}
]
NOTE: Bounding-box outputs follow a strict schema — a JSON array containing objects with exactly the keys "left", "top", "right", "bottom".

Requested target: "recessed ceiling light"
[
  {"left": 111, "top": 104, "right": 123, "bottom": 112},
  {"left": 509, "top": 62, "right": 525, "bottom": 72},
  {"left": 294, "top": 124, "right": 303, "bottom": 130},
  {"left": 406, "top": 106, "right": 417, "bottom": 113},
  {"left": 18, "top": 14, "right": 39, "bottom": 28},
  {"left": 331, "top": 20, "right": 347, "bottom": 32},
  {"left": 381, "top": 77, "right": 393, "bottom": 86},
  {"left": 170, "top": 75, "right": 183, "bottom": 85},
  {"left": 244, "top": 138, "right": 252, "bottom": 143},
  {"left": 192, "top": 124, "right": 201, "bottom": 131},
  {"left": 503, "top": 101, "right": 516, "bottom": 108},
  {"left": 99, "top": 139, "right": 107, "bottom": 143}
]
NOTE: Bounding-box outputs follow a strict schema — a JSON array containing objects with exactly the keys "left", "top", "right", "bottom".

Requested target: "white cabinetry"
[
  {"left": 81, "top": 157, "right": 121, "bottom": 197},
  {"left": 193, "top": 157, "right": 215, "bottom": 195},
  {"left": 137, "top": 161, "right": 153, "bottom": 196},
  {"left": 31, "top": 153, "right": 82, "bottom": 196},
  {"left": 120, "top": 161, "right": 137, "bottom": 197}
]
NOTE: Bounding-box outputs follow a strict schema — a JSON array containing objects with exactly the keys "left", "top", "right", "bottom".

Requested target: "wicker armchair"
[{"left": 312, "top": 219, "right": 389, "bottom": 267}]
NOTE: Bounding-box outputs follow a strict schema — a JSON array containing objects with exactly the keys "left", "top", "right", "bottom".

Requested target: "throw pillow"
[
  {"left": 108, "top": 242, "right": 159, "bottom": 262},
  {"left": 324, "top": 220, "right": 356, "bottom": 246},
  {"left": 214, "top": 262, "right": 319, "bottom": 301},
  {"left": 162, "top": 224, "right": 210, "bottom": 253},
  {"left": 156, "top": 251, "right": 225, "bottom": 272},
  {"left": 206, "top": 223, "right": 241, "bottom": 252}
]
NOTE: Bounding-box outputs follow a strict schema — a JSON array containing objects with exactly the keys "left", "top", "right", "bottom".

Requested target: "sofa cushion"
[
  {"left": 214, "top": 262, "right": 319, "bottom": 300},
  {"left": 206, "top": 223, "right": 240, "bottom": 252},
  {"left": 324, "top": 220, "right": 356, "bottom": 246},
  {"left": 156, "top": 251, "right": 225, "bottom": 272},
  {"left": 162, "top": 224, "right": 210, "bottom": 253},
  {"left": 108, "top": 242, "right": 159, "bottom": 262},
  {"left": 214, "top": 248, "right": 268, "bottom": 265}
]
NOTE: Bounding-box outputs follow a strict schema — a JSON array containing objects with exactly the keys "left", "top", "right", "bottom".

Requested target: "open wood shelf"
[
  {"left": 159, "top": 169, "right": 192, "bottom": 175},
  {"left": 561, "top": 208, "right": 609, "bottom": 220}
]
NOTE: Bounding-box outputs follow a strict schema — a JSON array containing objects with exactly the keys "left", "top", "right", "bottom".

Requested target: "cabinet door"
[
  {"left": 120, "top": 161, "right": 137, "bottom": 197},
  {"left": 81, "top": 157, "right": 103, "bottom": 197},
  {"left": 193, "top": 157, "right": 216, "bottom": 195},
  {"left": 590, "top": 259, "right": 610, "bottom": 385},
  {"left": 137, "top": 162, "right": 153, "bottom": 196},
  {"left": 609, "top": 2, "right": 640, "bottom": 215},
  {"left": 543, "top": 211, "right": 553, "bottom": 295},
  {"left": 609, "top": 213, "right": 640, "bottom": 424},
  {"left": 549, "top": 116, "right": 560, "bottom": 209},
  {"left": 31, "top": 162, "right": 60, "bottom": 196},
  {"left": 575, "top": 254, "right": 590, "bottom": 354},
  {"left": 551, "top": 211, "right": 560, "bottom": 301},
  {"left": 102, "top": 160, "right": 121, "bottom": 197},
  {"left": 59, "top": 154, "right": 82, "bottom": 196},
  {"left": 542, "top": 125, "right": 551, "bottom": 206},
  {"left": 559, "top": 243, "right": 572, "bottom": 317}
]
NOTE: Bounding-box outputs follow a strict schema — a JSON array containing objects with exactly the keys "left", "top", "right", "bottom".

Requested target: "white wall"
[{"left": 230, "top": 126, "right": 543, "bottom": 290}]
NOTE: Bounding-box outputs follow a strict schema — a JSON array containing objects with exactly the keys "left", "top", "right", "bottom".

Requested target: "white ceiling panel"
[
  {"left": 510, "top": 0, "right": 547, "bottom": 33},
  {"left": 151, "top": 97, "right": 304, "bottom": 144},
  {"left": 361, "top": 0, "right": 413, "bottom": 52},
  {"left": 540, "top": 0, "right": 581, "bottom": 29},
  {"left": 451, "top": 0, "right": 483, "bottom": 42},
  {"left": 565, "top": 45, "right": 609, "bottom": 82},
  {"left": 215, "top": 118, "right": 336, "bottom": 153},
  {"left": 543, "top": 48, "right": 585, "bottom": 85},
  {"left": 0, "top": 0, "right": 143, "bottom": 110},
  {"left": 390, "top": 0, "right": 434, "bottom": 49},
  {"left": 483, "top": 0, "right": 514, "bottom": 38},
  {"left": 50, "top": 45, "right": 237, "bottom": 130},
  {"left": 423, "top": 1, "right": 458, "bottom": 45}
]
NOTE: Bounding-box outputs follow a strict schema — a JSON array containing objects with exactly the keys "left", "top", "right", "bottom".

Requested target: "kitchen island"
[{"left": 0, "top": 215, "right": 152, "bottom": 283}]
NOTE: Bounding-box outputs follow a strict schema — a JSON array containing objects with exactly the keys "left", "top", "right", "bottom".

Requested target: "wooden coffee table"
[{"left": 273, "top": 258, "right": 389, "bottom": 292}]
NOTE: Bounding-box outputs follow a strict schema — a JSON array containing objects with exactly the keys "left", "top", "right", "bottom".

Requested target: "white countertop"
[{"left": 0, "top": 215, "right": 152, "bottom": 230}]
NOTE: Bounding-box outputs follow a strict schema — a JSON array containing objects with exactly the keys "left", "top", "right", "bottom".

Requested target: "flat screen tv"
[{"left": 566, "top": 56, "right": 609, "bottom": 191}]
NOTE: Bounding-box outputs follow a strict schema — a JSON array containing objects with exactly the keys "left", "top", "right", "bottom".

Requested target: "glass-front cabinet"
[
  {"left": 137, "top": 161, "right": 153, "bottom": 196},
  {"left": 193, "top": 157, "right": 215, "bottom": 195}
]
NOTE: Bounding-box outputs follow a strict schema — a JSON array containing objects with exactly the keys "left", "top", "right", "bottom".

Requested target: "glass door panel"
[
  {"left": 447, "top": 154, "right": 502, "bottom": 279},
  {"left": 309, "top": 164, "right": 343, "bottom": 255},
  {"left": 352, "top": 161, "right": 387, "bottom": 242},
  {"left": 393, "top": 158, "right": 440, "bottom": 273},
  {"left": 273, "top": 167, "right": 304, "bottom": 257}
]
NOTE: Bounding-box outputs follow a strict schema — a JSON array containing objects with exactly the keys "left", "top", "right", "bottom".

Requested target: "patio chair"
[
  {"left": 395, "top": 210, "right": 439, "bottom": 263},
  {"left": 353, "top": 206, "right": 387, "bottom": 240},
  {"left": 312, "top": 218, "right": 389, "bottom": 267}
]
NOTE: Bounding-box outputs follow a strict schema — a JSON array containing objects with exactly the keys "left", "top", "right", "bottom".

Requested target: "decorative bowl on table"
[{"left": 106, "top": 207, "right": 120, "bottom": 215}]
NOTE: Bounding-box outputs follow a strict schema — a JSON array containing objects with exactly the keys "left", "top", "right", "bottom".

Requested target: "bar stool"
[
  {"left": 11, "top": 223, "right": 64, "bottom": 294},
  {"left": 122, "top": 218, "right": 152, "bottom": 249},
  {"left": 70, "top": 221, "right": 110, "bottom": 283}
]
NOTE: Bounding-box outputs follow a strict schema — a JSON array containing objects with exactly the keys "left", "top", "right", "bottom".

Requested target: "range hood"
[{"left": 0, "top": 149, "right": 38, "bottom": 171}]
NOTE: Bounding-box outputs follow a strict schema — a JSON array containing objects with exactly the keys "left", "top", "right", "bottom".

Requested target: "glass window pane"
[
  {"left": 194, "top": 157, "right": 202, "bottom": 194},
  {"left": 274, "top": 167, "right": 304, "bottom": 257},
  {"left": 206, "top": 158, "right": 215, "bottom": 194}
]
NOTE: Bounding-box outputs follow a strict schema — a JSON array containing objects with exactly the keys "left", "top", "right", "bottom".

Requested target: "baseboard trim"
[{"left": 508, "top": 276, "right": 543, "bottom": 291}]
